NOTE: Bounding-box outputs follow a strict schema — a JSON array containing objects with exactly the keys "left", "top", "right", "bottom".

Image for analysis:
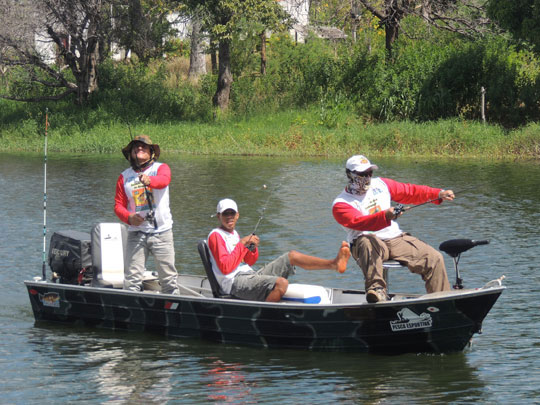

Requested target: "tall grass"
[{"left": 2, "top": 105, "right": 537, "bottom": 159}]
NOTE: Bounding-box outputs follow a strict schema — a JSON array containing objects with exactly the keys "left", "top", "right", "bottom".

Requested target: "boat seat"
[
  {"left": 197, "top": 240, "right": 233, "bottom": 298},
  {"left": 383, "top": 260, "right": 406, "bottom": 289},
  {"left": 91, "top": 223, "right": 127, "bottom": 288},
  {"left": 91, "top": 223, "right": 159, "bottom": 290}
]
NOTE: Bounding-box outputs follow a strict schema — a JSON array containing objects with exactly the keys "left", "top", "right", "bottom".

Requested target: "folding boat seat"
[
  {"left": 91, "top": 223, "right": 127, "bottom": 288},
  {"left": 383, "top": 260, "right": 406, "bottom": 290},
  {"left": 197, "top": 240, "right": 232, "bottom": 298},
  {"left": 197, "top": 240, "right": 331, "bottom": 303}
]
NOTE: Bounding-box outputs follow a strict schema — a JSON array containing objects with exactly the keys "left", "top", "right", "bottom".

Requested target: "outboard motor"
[
  {"left": 48, "top": 230, "right": 92, "bottom": 284},
  {"left": 439, "top": 239, "right": 489, "bottom": 289}
]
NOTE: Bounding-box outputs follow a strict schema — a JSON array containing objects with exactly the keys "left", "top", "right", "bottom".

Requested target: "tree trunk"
[
  {"left": 188, "top": 16, "right": 206, "bottom": 80},
  {"left": 384, "top": 0, "right": 401, "bottom": 60},
  {"left": 128, "top": 0, "right": 151, "bottom": 62},
  {"left": 211, "top": 50, "right": 217, "bottom": 74},
  {"left": 209, "top": 33, "right": 218, "bottom": 75},
  {"left": 212, "top": 38, "right": 232, "bottom": 110},
  {"left": 384, "top": 19, "right": 399, "bottom": 60},
  {"left": 260, "top": 30, "right": 266, "bottom": 75}
]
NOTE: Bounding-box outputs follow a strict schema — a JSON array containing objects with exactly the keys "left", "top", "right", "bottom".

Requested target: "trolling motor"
[{"left": 439, "top": 239, "right": 489, "bottom": 289}]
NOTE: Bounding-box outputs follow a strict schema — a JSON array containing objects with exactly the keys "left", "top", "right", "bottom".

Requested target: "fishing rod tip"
[{"left": 263, "top": 184, "right": 267, "bottom": 189}]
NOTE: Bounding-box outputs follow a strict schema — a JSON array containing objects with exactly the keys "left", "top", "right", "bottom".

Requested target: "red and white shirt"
[
  {"left": 207, "top": 228, "right": 258, "bottom": 294},
  {"left": 114, "top": 162, "right": 173, "bottom": 233},
  {"left": 332, "top": 177, "right": 442, "bottom": 242}
]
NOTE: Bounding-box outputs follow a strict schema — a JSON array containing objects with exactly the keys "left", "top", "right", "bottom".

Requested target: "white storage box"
[{"left": 281, "top": 283, "right": 331, "bottom": 304}]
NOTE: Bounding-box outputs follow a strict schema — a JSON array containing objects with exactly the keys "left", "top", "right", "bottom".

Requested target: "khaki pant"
[
  {"left": 124, "top": 229, "right": 179, "bottom": 295},
  {"left": 351, "top": 233, "right": 450, "bottom": 293},
  {"left": 231, "top": 253, "right": 296, "bottom": 301}
]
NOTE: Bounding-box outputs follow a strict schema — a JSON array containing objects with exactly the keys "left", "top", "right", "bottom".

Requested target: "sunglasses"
[
  {"left": 134, "top": 141, "right": 150, "bottom": 148},
  {"left": 353, "top": 170, "right": 373, "bottom": 177},
  {"left": 221, "top": 209, "right": 237, "bottom": 216}
]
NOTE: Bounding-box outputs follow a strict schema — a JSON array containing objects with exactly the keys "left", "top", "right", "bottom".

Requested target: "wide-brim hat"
[
  {"left": 345, "top": 155, "right": 378, "bottom": 173},
  {"left": 122, "top": 134, "right": 161, "bottom": 161}
]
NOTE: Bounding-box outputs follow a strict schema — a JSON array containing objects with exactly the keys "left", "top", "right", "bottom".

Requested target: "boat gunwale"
[{"left": 24, "top": 279, "right": 505, "bottom": 309}]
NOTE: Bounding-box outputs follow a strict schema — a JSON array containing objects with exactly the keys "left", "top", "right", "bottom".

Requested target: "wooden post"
[{"left": 481, "top": 86, "right": 486, "bottom": 122}]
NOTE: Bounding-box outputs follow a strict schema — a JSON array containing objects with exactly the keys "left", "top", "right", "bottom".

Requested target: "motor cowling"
[{"left": 48, "top": 230, "right": 92, "bottom": 284}]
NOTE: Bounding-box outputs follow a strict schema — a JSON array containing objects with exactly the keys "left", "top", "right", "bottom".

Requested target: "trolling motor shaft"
[{"left": 439, "top": 239, "right": 490, "bottom": 289}]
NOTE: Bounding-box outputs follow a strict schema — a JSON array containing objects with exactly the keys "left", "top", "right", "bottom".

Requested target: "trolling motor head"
[
  {"left": 439, "top": 239, "right": 490, "bottom": 289},
  {"left": 439, "top": 239, "right": 489, "bottom": 257}
]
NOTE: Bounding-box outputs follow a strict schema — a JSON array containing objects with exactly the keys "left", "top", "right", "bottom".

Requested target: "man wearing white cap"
[
  {"left": 207, "top": 198, "right": 351, "bottom": 302},
  {"left": 332, "top": 155, "right": 455, "bottom": 303}
]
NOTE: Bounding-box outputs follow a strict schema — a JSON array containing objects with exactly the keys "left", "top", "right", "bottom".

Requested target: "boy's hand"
[{"left": 242, "top": 234, "right": 259, "bottom": 249}]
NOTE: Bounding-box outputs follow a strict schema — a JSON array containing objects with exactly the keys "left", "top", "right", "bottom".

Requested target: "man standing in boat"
[
  {"left": 332, "top": 155, "right": 455, "bottom": 303},
  {"left": 114, "top": 135, "right": 179, "bottom": 295},
  {"left": 207, "top": 198, "right": 351, "bottom": 302}
]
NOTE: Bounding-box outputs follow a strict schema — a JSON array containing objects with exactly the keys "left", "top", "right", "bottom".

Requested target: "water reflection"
[
  {"left": 205, "top": 360, "right": 253, "bottom": 402},
  {"left": 26, "top": 323, "right": 486, "bottom": 404}
]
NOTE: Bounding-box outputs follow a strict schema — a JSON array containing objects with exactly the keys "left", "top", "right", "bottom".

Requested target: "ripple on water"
[{"left": 1, "top": 154, "right": 540, "bottom": 403}]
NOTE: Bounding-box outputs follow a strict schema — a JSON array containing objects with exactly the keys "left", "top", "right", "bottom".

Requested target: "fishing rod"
[
  {"left": 121, "top": 104, "right": 157, "bottom": 229},
  {"left": 133, "top": 149, "right": 158, "bottom": 230},
  {"left": 393, "top": 186, "right": 475, "bottom": 216},
  {"left": 247, "top": 183, "right": 280, "bottom": 251},
  {"left": 42, "top": 108, "right": 49, "bottom": 281}
]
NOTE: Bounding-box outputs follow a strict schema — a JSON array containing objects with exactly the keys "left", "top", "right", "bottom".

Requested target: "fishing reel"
[
  {"left": 145, "top": 210, "right": 158, "bottom": 229},
  {"left": 393, "top": 204, "right": 405, "bottom": 217},
  {"left": 247, "top": 233, "right": 257, "bottom": 252},
  {"left": 145, "top": 210, "right": 155, "bottom": 222}
]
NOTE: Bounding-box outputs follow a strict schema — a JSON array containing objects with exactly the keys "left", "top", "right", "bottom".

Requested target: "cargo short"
[{"left": 230, "top": 253, "right": 296, "bottom": 301}]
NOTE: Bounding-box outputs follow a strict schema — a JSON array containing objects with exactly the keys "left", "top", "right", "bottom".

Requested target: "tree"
[
  {"left": 351, "top": 0, "right": 492, "bottom": 59},
  {"left": 182, "top": 0, "right": 289, "bottom": 111},
  {"left": 188, "top": 12, "right": 207, "bottom": 80},
  {"left": 0, "top": 0, "right": 182, "bottom": 105},
  {"left": 486, "top": 0, "right": 540, "bottom": 53},
  {"left": 110, "top": 0, "right": 181, "bottom": 62},
  {"left": 0, "top": 0, "right": 110, "bottom": 104}
]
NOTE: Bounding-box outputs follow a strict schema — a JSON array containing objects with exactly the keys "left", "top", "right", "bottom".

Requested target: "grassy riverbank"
[{"left": 1, "top": 108, "right": 539, "bottom": 159}]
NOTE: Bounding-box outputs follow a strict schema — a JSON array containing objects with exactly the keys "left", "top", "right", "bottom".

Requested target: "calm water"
[{"left": 1, "top": 153, "right": 539, "bottom": 404}]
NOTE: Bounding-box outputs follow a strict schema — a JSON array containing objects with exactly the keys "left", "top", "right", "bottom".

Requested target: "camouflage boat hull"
[{"left": 24, "top": 278, "right": 504, "bottom": 354}]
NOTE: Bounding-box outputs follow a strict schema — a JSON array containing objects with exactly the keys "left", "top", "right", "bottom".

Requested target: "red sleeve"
[
  {"left": 381, "top": 178, "right": 442, "bottom": 205},
  {"left": 207, "top": 232, "right": 259, "bottom": 275},
  {"left": 114, "top": 174, "right": 131, "bottom": 224},
  {"left": 332, "top": 202, "right": 390, "bottom": 232},
  {"left": 149, "top": 163, "right": 171, "bottom": 189}
]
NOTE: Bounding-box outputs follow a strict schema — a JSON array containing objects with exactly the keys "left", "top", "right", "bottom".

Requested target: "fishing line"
[
  {"left": 246, "top": 183, "right": 281, "bottom": 250},
  {"left": 42, "top": 108, "right": 49, "bottom": 281}
]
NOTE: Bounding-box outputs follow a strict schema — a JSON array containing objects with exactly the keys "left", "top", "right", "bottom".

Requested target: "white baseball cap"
[
  {"left": 216, "top": 198, "right": 238, "bottom": 214},
  {"left": 345, "top": 155, "right": 379, "bottom": 173}
]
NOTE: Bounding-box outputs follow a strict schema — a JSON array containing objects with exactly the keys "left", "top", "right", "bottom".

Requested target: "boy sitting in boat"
[{"left": 207, "top": 198, "right": 351, "bottom": 302}]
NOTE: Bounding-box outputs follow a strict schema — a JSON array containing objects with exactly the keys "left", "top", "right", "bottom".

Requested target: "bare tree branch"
[{"left": 0, "top": 0, "right": 105, "bottom": 104}]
